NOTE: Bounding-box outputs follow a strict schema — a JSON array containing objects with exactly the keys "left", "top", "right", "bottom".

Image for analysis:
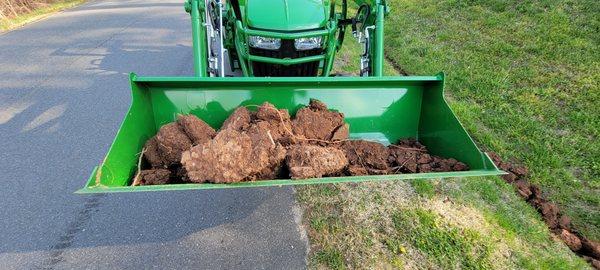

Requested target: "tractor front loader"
[{"left": 78, "top": 0, "right": 502, "bottom": 193}]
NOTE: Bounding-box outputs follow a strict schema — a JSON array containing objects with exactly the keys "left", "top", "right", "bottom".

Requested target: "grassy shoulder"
[
  {"left": 384, "top": 0, "right": 599, "bottom": 242},
  {"left": 1, "top": 0, "right": 85, "bottom": 32},
  {"left": 298, "top": 179, "right": 588, "bottom": 269},
  {"left": 298, "top": 0, "right": 597, "bottom": 268}
]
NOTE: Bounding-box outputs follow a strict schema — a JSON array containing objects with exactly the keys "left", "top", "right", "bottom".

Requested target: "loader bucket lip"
[
  {"left": 76, "top": 169, "right": 506, "bottom": 194},
  {"left": 131, "top": 74, "right": 444, "bottom": 83},
  {"left": 77, "top": 73, "right": 505, "bottom": 194}
]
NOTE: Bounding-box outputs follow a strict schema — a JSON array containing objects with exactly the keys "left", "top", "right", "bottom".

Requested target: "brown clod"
[
  {"left": 253, "top": 102, "right": 294, "bottom": 144},
  {"left": 515, "top": 180, "right": 532, "bottom": 199},
  {"left": 143, "top": 137, "right": 166, "bottom": 168},
  {"left": 487, "top": 152, "right": 502, "bottom": 164},
  {"left": 560, "top": 229, "right": 582, "bottom": 251},
  {"left": 221, "top": 107, "right": 253, "bottom": 131},
  {"left": 341, "top": 140, "right": 389, "bottom": 175},
  {"left": 309, "top": 99, "right": 328, "bottom": 111},
  {"left": 139, "top": 169, "right": 171, "bottom": 185},
  {"left": 502, "top": 172, "right": 518, "bottom": 183},
  {"left": 584, "top": 257, "right": 600, "bottom": 269},
  {"left": 176, "top": 114, "right": 216, "bottom": 145},
  {"left": 347, "top": 165, "right": 368, "bottom": 176},
  {"left": 511, "top": 165, "right": 529, "bottom": 177},
  {"left": 539, "top": 201, "right": 560, "bottom": 229},
  {"left": 155, "top": 123, "right": 193, "bottom": 165},
  {"left": 581, "top": 238, "right": 600, "bottom": 259},
  {"left": 330, "top": 124, "right": 349, "bottom": 142},
  {"left": 417, "top": 154, "right": 433, "bottom": 164},
  {"left": 452, "top": 162, "right": 469, "bottom": 171},
  {"left": 558, "top": 215, "right": 571, "bottom": 230},
  {"left": 286, "top": 145, "right": 348, "bottom": 179},
  {"left": 498, "top": 161, "right": 512, "bottom": 172},
  {"left": 292, "top": 99, "right": 346, "bottom": 142},
  {"left": 181, "top": 127, "right": 286, "bottom": 183},
  {"left": 419, "top": 163, "right": 433, "bottom": 173},
  {"left": 530, "top": 184, "right": 542, "bottom": 197}
]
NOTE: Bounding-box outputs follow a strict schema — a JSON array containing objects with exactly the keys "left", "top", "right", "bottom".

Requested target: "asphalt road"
[{"left": 0, "top": 0, "right": 308, "bottom": 269}]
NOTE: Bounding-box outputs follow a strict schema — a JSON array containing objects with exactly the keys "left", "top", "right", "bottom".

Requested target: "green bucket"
[{"left": 77, "top": 73, "right": 502, "bottom": 193}]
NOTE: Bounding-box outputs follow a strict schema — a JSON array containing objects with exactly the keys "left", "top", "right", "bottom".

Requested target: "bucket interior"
[{"left": 79, "top": 75, "right": 501, "bottom": 193}]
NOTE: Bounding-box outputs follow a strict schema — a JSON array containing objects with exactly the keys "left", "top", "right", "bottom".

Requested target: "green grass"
[
  {"left": 299, "top": 180, "right": 589, "bottom": 269},
  {"left": 1, "top": 0, "right": 85, "bottom": 32},
  {"left": 299, "top": 0, "right": 597, "bottom": 268},
  {"left": 384, "top": 0, "right": 599, "bottom": 241},
  {"left": 315, "top": 247, "right": 346, "bottom": 270},
  {"left": 391, "top": 208, "right": 494, "bottom": 269}
]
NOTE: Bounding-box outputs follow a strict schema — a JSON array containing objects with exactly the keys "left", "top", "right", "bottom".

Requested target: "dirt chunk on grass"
[
  {"left": 292, "top": 99, "right": 348, "bottom": 142},
  {"left": 581, "top": 238, "right": 600, "bottom": 259},
  {"left": 286, "top": 145, "right": 348, "bottom": 179},
  {"left": 139, "top": 169, "right": 171, "bottom": 185},
  {"left": 181, "top": 127, "right": 286, "bottom": 183},
  {"left": 176, "top": 114, "right": 216, "bottom": 145},
  {"left": 221, "top": 107, "right": 253, "bottom": 131},
  {"left": 541, "top": 203, "right": 560, "bottom": 229},
  {"left": 341, "top": 140, "right": 389, "bottom": 175},
  {"left": 155, "top": 123, "right": 193, "bottom": 166},
  {"left": 560, "top": 229, "right": 582, "bottom": 251}
]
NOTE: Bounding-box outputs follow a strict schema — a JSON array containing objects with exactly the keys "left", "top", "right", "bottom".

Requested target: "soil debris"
[
  {"left": 143, "top": 137, "right": 167, "bottom": 168},
  {"left": 136, "top": 100, "right": 471, "bottom": 186},
  {"left": 292, "top": 99, "right": 348, "bottom": 142},
  {"left": 488, "top": 152, "right": 600, "bottom": 269},
  {"left": 138, "top": 169, "right": 171, "bottom": 185},
  {"left": 176, "top": 114, "right": 216, "bottom": 145},
  {"left": 388, "top": 139, "right": 469, "bottom": 173},
  {"left": 181, "top": 125, "right": 286, "bottom": 183},
  {"left": 341, "top": 140, "right": 388, "bottom": 175},
  {"left": 286, "top": 145, "right": 348, "bottom": 179},
  {"left": 561, "top": 229, "right": 583, "bottom": 251},
  {"left": 253, "top": 102, "right": 295, "bottom": 145},
  {"left": 155, "top": 123, "right": 192, "bottom": 166},
  {"left": 221, "top": 107, "right": 253, "bottom": 131}
]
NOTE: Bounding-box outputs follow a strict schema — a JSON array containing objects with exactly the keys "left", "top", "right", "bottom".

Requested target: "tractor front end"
[
  {"left": 76, "top": 0, "right": 504, "bottom": 193},
  {"left": 228, "top": 0, "right": 337, "bottom": 77}
]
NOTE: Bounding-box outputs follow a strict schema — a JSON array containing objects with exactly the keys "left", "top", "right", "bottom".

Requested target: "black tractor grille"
[{"left": 250, "top": 40, "right": 322, "bottom": 77}]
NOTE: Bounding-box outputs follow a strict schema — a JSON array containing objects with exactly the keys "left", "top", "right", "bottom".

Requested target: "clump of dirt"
[
  {"left": 155, "top": 122, "right": 192, "bottom": 166},
  {"left": 221, "top": 107, "right": 253, "bottom": 131},
  {"left": 138, "top": 169, "right": 171, "bottom": 185},
  {"left": 253, "top": 102, "right": 295, "bottom": 145},
  {"left": 181, "top": 124, "right": 287, "bottom": 183},
  {"left": 176, "top": 114, "right": 216, "bottom": 145},
  {"left": 143, "top": 137, "right": 166, "bottom": 168},
  {"left": 286, "top": 145, "right": 348, "bottom": 179},
  {"left": 292, "top": 99, "right": 348, "bottom": 143},
  {"left": 388, "top": 139, "right": 469, "bottom": 174},
  {"left": 136, "top": 101, "right": 470, "bottom": 188},
  {"left": 488, "top": 152, "right": 600, "bottom": 269},
  {"left": 561, "top": 229, "right": 583, "bottom": 251},
  {"left": 341, "top": 140, "right": 389, "bottom": 175},
  {"left": 138, "top": 115, "right": 214, "bottom": 184}
]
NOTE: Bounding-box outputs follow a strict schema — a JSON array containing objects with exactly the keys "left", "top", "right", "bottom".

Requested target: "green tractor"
[
  {"left": 186, "top": 0, "right": 387, "bottom": 77},
  {"left": 78, "top": 0, "right": 502, "bottom": 193}
]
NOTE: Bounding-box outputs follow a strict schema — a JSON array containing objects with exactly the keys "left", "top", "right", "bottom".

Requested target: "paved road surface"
[{"left": 0, "top": 0, "right": 308, "bottom": 268}]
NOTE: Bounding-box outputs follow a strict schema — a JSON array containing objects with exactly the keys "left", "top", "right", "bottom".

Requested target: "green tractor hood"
[{"left": 244, "top": 0, "right": 330, "bottom": 31}]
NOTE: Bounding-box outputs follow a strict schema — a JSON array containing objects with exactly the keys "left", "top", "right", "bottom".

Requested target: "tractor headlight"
[
  {"left": 248, "top": 36, "right": 281, "bottom": 50},
  {"left": 294, "top": 37, "right": 322, "bottom": 50}
]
